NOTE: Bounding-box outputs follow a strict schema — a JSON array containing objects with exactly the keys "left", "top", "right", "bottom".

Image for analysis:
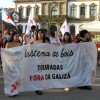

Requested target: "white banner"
[{"left": 1, "top": 42, "right": 97, "bottom": 95}]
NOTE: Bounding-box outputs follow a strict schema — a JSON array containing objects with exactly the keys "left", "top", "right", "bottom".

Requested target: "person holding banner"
[
  {"left": 30, "top": 29, "right": 46, "bottom": 95},
  {"left": 61, "top": 32, "right": 72, "bottom": 45},
  {"left": 4, "top": 31, "right": 21, "bottom": 97},
  {"left": 5, "top": 31, "right": 21, "bottom": 48},
  {"left": 77, "top": 30, "right": 92, "bottom": 90},
  {"left": 49, "top": 31, "right": 60, "bottom": 45},
  {"left": 23, "top": 25, "right": 36, "bottom": 44},
  {"left": 61, "top": 32, "right": 72, "bottom": 91}
]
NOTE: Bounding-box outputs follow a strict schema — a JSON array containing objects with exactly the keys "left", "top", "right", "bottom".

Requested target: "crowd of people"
[
  {"left": 0, "top": 25, "right": 92, "bottom": 49},
  {"left": 0, "top": 25, "right": 93, "bottom": 97}
]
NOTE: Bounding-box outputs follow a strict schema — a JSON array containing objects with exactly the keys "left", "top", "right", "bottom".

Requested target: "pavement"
[{"left": 0, "top": 66, "right": 100, "bottom": 100}]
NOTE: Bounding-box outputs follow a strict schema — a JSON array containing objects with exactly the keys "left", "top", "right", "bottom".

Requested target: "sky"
[{"left": 0, "top": 0, "right": 15, "bottom": 8}]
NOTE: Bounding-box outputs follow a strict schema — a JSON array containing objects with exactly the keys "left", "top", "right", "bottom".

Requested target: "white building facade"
[
  {"left": 15, "top": 3, "right": 42, "bottom": 33},
  {"left": 15, "top": 0, "right": 67, "bottom": 34},
  {"left": 68, "top": 1, "right": 100, "bottom": 35}
]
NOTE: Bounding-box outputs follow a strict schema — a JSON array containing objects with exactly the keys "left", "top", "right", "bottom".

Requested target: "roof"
[
  {"left": 6, "top": 8, "right": 15, "bottom": 12},
  {"left": 0, "top": 8, "right": 15, "bottom": 12}
]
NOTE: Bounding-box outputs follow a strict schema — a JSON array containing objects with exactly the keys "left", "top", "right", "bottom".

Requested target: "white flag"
[
  {"left": 2, "top": 8, "right": 16, "bottom": 26},
  {"left": 26, "top": 12, "right": 36, "bottom": 33},
  {"left": 60, "top": 20, "right": 70, "bottom": 35}
]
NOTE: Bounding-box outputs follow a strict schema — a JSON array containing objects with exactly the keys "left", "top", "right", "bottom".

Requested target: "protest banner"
[{"left": 1, "top": 42, "right": 97, "bottom": 95}]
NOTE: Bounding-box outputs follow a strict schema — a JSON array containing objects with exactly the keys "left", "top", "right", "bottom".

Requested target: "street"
[{"left": 0, "top": 66, "right": 100, "bottom": 100}]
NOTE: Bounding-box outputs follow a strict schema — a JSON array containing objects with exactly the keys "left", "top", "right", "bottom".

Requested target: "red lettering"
[
  {"left": 30, "top": 75, "right": 33, "bottom": 81},
  {"left": 29, "top": 75, "right": 45, "bottom": 81},
  {"left": 41, "top": 75, "right": 44, "bottom": 80},
  {"left": 37, "top": 75, "right": 41, "bottom": 80},
  {"left": 33, "top": 75, "right": 37, "bottom": 81}
]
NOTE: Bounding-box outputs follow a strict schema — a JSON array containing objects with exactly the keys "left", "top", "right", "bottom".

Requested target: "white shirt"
[
  {"left": 2, "top": 34, "right": 10, "bottom": 43},
  {"left": 25, "top": 30, "right": 33, "bottom": 43},
  {"left": 49, "top": 37, "right": 60, "bottom": 43}
]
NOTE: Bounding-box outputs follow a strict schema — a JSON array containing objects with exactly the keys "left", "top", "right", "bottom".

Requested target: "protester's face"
[
  {"left": 38, "top": 31, "right": 44, "bottom": 39},
  {"left": 14, "top": 34, "right": 19, "bottom": 42},
  {"left": 31, "top": 28, "right": 36, "bottom": 32},
  {"left": 4, "top": 29, "right": 8, "bottom": 34},
  {"left": 85, "top": 33, "right": 89, "bottom": 38},
  {"left": 57, "top": 33, "right": 62, "bottom": 39},
  {"left": 64, "top": 35, "right": 69, "bottom": 40}
]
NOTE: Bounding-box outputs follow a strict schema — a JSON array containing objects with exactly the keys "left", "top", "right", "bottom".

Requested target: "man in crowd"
[{"left": 23, "top": 25, "right": 36, "bottom": 44}]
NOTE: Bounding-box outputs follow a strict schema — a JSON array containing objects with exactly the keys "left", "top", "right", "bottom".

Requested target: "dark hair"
[
  {"left": 50, "top": 31, "right": 55, "bottom": 37},
  {"left": 63, "top": 32, "right": 72, "bottom": 43},
  {"left": 36, "top": 29, "right": 46, "bottom": 43},
  {"left": 43, "top": 29, "right": 47, "bottom": 33},
  {"left": 79, "top": 30, "right": 89, "bottom": 38},
  {"left": 0, "top": 30, "right": 2, "bottom": 34},
  {"left": 8, "top": 31, "right": 18, "bottom": 42},
  {"left": 31, "top": 25, "right": 36, "bottom": 30}
]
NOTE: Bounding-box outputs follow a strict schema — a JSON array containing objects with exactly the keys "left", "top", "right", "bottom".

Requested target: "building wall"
[
  {"left": 15, "top": 0, "right": 100, "bottom": 35},
  {"left": 15, "top": 0, "right": 67, "bottom": 33},
  {"left": 68, "top": 1, "right": 100, "bottom": 35}
]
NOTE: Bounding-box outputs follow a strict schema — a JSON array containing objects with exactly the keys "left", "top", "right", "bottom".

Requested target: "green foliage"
[{"left": 35, "top": 15, "right": 67, "bottom": 23}]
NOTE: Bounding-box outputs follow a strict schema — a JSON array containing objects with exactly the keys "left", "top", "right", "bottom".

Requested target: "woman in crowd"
[
  {"left": 5, "top": 31, "right": 21, "bottom": 97},
  {"left": 61, "top": 32, "right": 72, "bottom": 91},
  {"left": 49, "top": 31, "right": 60, "bottom": 45},
  {"left": 30, "top": 29, "right": 46, "bottom": 44},
  {"left": 62, "top": 32, "right": 72, "bottom": 45},
  {"left": 57, "top": 31, "right": 63, "bottom": 43},
  {"left": 75, "top": 34, "right": 80, "bottom": 43},
  {"left": 5, "top": 31, "right": 21, "bottom": 48},
  {"left": 30, "top": 29, "right": 46, "bottom": 95}
]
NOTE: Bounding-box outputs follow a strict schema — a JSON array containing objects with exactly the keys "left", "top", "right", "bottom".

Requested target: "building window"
[
  {"left": 26, "top": 6, "right": 31, "bottom": 17},
  {"left": 35, "top": 5, "right": 39, "bottom": 15},
  {"left": 70, "top": 4, "right": 76, "bottom": 17},
  {"left": 90, "top": 4, "right": 96, "bottom": 16},
  {"left": 51, "top": 7, "right": 57, "bottom": 16},
  {"left": 19, "top": 7, "right": 23, "bottom": 19},
  {"left": 70, "top": 25, "right": 75, "bottom": 35},
  {"left": 80, "top": 6, "right": 85, "bottom": 16}
]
